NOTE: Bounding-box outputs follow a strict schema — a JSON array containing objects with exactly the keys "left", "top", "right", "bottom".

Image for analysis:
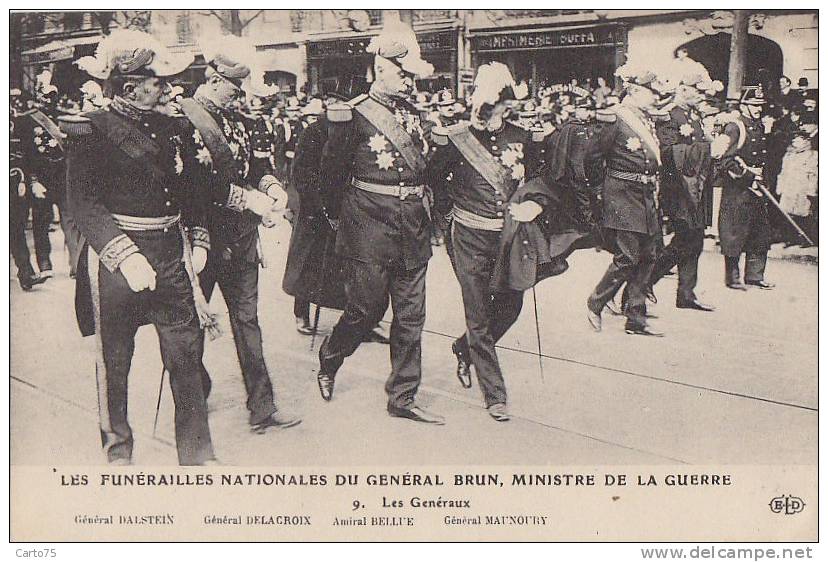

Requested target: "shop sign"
[
  {"left": 473, "top": 25, "right": 622, "bottom": 52},
  {"left": 308, "top": 31, "right": 456, "bottom": 59},
  {"left": 22, "top": 45, "right": 74, "bottom": 64}
]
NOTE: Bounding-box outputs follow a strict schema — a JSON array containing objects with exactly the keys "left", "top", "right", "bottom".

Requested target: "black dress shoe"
[
  {"left": 251, "top": 411, "right": 302, "bottom": 434},
  {"left": 317, "top": 371, "right": 335, "bottom": 401},
  {"left": 726, "top": 283, "right": 748, "bottom": 291},
  {"left": 746, "top": 280, "right": 775, "bottom": 290},
  {"left": 625, "top": 325, "right": 665, "bottom": 337},
  {"left": 604, "top": 299, "right": 623, "bottom": 316},
  {"left": 19, "top": 274, "right": 47, "bottom": 291},
  {"left": 451, "top": 341, "right": 472, "bottom": 389},
  {"left": 676, "top": 299, "right": 715, "bottom": 312},
  {"left": 295, "top": 316, "right": 314, "bottom": 335},
  {"left": 387, "top": 404, "right": 445, "bottom": 425},
  {"left": 363, "top": 327, "right": 390, "bottom": 344}
]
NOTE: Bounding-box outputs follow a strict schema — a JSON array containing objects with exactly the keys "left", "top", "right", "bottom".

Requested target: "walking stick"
[
  {"left": 755, "top": 181, "right": 815, "bottom": 246},
  {"left": 531, "top": 286, "right": 545, "bottom": 383},
  {"left": 734, "top": 156, "right": 815, "bottom": 245},
  {"left": 152, "top": 368, "right": 167, "bottom": 438}
]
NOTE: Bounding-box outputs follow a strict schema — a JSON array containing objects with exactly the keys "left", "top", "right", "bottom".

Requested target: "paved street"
[{"left": 10, "top": 222, "right": 818, "bottom": 466}]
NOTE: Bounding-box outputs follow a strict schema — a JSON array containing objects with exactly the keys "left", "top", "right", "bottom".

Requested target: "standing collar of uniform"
[
  {"left": 194, "top": 90, "right": 227, "bottom": 117},
  {"left": 368, "top": 85, "right": 402, "bottom": 111},
  {"left": 110, "top": 96, "right": 155, "bottom": 121}
]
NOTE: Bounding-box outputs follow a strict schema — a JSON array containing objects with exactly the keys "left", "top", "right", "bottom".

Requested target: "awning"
[{"left": 22, "top": 35, "right": 101, "bottom": 65}]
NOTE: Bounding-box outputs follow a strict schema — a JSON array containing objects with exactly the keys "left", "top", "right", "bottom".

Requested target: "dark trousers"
[
  {"left": 29, "top": 195, "right": 54, "bottom": 272},
  {"left": 725, "top": 253, "right": 768, "bottom": 285},
  {"left": 57, "top": 189, "right": 82, "bottom": 275},
  {"left": 93, "top": 231, "right": 214, "bottom": 465},
  {"left": 588, "top": 229, "right": 659, "bottom": 329},
  {"left": 320, "top": 258, "right": 425, "bottom": 409},
  {"left": 294, "top": 298, "right": 310, "bottom": 320},
  {"left": 451, "top": 223, "right": 523, "bottom": 407},
  {"left": 10, "top": 186, "right": 35, "bottom": 280},
  {"left": 199, "top": 255, "right": 277, "bottom": 425},
  {"left": 649, "top": 226, "right": 704, "bottom": 303}
]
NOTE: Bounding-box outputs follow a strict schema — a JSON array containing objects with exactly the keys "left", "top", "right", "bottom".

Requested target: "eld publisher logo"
[{"left": 769, "top": 495, "right": 805, "bottom": 515}]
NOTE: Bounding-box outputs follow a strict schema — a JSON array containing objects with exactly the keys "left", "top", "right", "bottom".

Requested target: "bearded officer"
[
  {"left": 715, "top": 86, "right": 775, "bottom": 290},
  {"left": 177, "top": 38, "right": 301, "bottom": 434},
  {"left": 428, "top": 63, "right": 547, "bottom": 422},
  {"left": 585, "top": 68, "right": 665, "bottom": 337},
  {"left": 66, "top": 30, "right": 216, "bottom": 465},
  {"left": 315, "top": 19, "right": 444, "bottom": 424},
  {"left": 647, "top": 75, "right": 717, "bottom": 311}
]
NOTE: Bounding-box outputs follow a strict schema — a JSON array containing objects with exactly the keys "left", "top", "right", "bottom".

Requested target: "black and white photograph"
[{"left": 8, "top": 5, "right": 819, "bottom": 545}]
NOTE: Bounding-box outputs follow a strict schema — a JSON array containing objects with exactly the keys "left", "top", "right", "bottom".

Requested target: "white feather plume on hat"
[
  {"left": 470, "top": 62, "right": 527, "bottom": 110},
  {"left": 366, "top": 17, "right": 434, "bottom": 78},
  {"left": 75, "top": 29, "right": 193, "bottom": 80}
]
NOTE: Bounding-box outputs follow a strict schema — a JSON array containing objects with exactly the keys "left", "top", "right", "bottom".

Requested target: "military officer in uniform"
[
  {"left": 178, "top": 38, "right": 301, "bottom": 434},
  {"left": 66, "top": 30, "right": 216, "bottom": 465},
  {"left": 715, "top": 86, "right": 775, "bottom": 290},
  {"left": 648, "top": 75, "right": 716, "bottom": 310},
  {"left": 16, "top": 85, "right": 65, "bottom": 279},
  {"left": 10, "top": 91, "right": 48, "bottom": 290},
  {"left": 585, "top": 69, "right": 666, "bottom": 337},
  {"left": 428, "top": 62, "right": 546, "bottom": 421},
  {"left": 315, "top": 20, "right": 444, "bottom": 424}
]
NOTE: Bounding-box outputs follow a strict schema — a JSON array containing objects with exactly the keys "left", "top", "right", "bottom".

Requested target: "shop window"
[
  {"left": 367, "top": 10, "right": 383, "bottom": 27},
  {"left": 62, "top": 12, "right": 84, "bottom": 31}
]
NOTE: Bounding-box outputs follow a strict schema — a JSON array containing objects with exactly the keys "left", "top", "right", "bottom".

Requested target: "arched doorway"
[{"left": 677, "top": 32, "right": 783, "bottom": 90}]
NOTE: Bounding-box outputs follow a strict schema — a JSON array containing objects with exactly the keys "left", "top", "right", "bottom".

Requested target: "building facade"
[{"left": 11, "top": 9, "right": 819, "bottom": 101}]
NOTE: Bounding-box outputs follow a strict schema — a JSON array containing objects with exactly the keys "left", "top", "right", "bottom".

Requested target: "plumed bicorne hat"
[{"left": 75, "top": 29, "right": 193, "bottom": 80}]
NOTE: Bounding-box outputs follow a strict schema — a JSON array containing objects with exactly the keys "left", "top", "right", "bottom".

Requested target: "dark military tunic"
[
  {"left": 316, "top": 91, "right": 433, "bottom": 409},
  {"left": 584, "top": 104, "right": 663, "bottom": 329},
  {"left": 64, "top": 104, "right": 214, "bottom": 465},
  {"left": 585, "top": 106, "right": 661, "bottom": 235},
  {"left": 16, "top": 108, "right": 67, "bottom": 272},
  {"left": 427, "top": 120, "right": 544, "bottom": 407},
  {"left": 717, "top": 113, "right": 771, "bottom": 258},
  {"left": 282, "top": 119, "right": 347, "bottom": 309},
  {"left": 179, "top": 95, "right": 279, "bottom": 427},
  {"left": 656, "top": 104, "right": 713, "bottom": 229}
]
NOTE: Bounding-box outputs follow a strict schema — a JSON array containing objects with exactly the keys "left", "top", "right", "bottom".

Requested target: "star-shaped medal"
[
  {"left": 626, "top": 137, "right": 642, "bottom": 152},
  {"left": 679, "top": 123, "right": 694, "bottom": 137},
  {"left": 368, "top": 133, "right": 388, "bottom": 153},
  {"left": 376, "top": 151, "right": 394, "bottom": 170}
]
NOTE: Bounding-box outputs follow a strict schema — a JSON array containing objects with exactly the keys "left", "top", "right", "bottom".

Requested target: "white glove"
[
  {"left": 244, "top": 189, "right": 276, "bottom": 217},
  {"left": 17, "top": 182, "right": 26, "bottom": 197},
  {"left": 31, "top": 181, "right": 47, "bottom": 199},
  {"left": 119, "top": 253, "right": 157, "bottom": 292},
  {"left": 191, "top": 246, "right": 208, "bottom": 275},
  {"left": 509, "top": 200, "right": 543, "bottom": 223},
  {"left": 262, "top": 178, "right": 288, "bottom": 211}
]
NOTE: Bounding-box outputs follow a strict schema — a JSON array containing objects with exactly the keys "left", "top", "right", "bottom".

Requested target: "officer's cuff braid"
[
  {"left": 226, "top": 184, "right": 246, "bottom": 212},
  {"left": 189, "top": 226, "right": 211, "bottom": 251},
  {"left": 99, "top": 234, "right": 140, "bottom": 273}
]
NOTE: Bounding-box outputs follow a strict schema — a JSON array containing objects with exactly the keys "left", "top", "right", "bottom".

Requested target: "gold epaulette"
[{"left": 57, "top": 114, "right": 93, "bottom": 136}]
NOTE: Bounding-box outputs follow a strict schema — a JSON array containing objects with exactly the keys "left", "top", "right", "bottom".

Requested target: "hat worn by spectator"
[
  {"left": 76, "top": 29, "right": 193, "bottom": 80},
  {"left": 366, "top": 17, "right": 434, "bottom": 78}
]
